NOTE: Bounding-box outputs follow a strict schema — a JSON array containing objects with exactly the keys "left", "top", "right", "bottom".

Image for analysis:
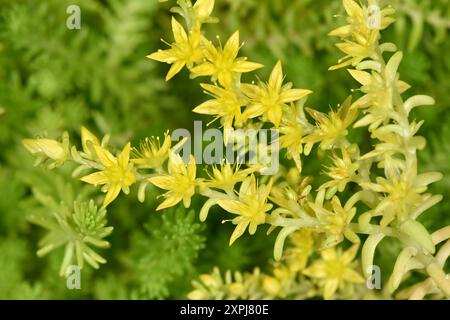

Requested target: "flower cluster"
[{"left": 22, "top": 0, "right": 450, "bottom": 300}]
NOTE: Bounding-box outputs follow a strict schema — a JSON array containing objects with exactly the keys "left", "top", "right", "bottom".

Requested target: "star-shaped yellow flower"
[
  {"left": 303, "top": 96, "right": 357, "bottom": 150},
  {"left": 81, "top": 143, "right": 136, "bottom": 208},
  {"left": 217, "top": 175, "right": 273, "bottom": 245},
  {"left": 148, "top": 17, "right": 203, "bottom": 81},
  {"left": 308, "top": 196, "right": 359, "bottom": 247},
  {"left": 132, "top": 133, "right": 171, "bottom": 169},
  {"left": 190, "top": 31, "right": 263, "bottom": 87},
  {"left": 193, "top": 83, "right": 246, "bottom": 132},
  {"left": 303, "top": 245, "right": 364, "bottom": 299},
  {"left": 329, "top": 0, "right": 395, "bottom": 70},
  {"left": 149, "top": 153, "right": 198, "bottom": 210},
  {"left": 242, "top": 61, "right": 312, "bottom": 127},
  {"left": 348, "top": 52, "right": 411, "bottom": 130}
]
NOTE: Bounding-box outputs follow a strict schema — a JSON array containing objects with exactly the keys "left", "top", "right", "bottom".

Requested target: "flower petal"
[
  {"left": 171, "top": 17, "right": 188, "bottom": 43},
  {"left": 224, "top": 31, "right": 240, "bottom": 61},
  {"left": 156, "top": 195, "right": 183, "bottom": 211},
  {"left": 268, "top": 61, "right": 283, "bottom": 92},
  {"left": 93, "top": 145, "right": 116, "bottom": 167},
  {"left": 229, "top": 220, "right": 249, "bottom": 245},
  {"left": 103, "top": 183, "right": 121, "bottom": 207},
  {"left": 323, "top": 279, "right": 339, "bottom": 300},
  {"left": 281, "top": 89, "right": 312, "bottom": 103},
  {"left": 166, "top": 61, "right": 186, "bottom": 81},
  {"left": 232, "top": 60, "right": 264, "bottom": 73},
  {"left": 149, "top": 175, "right": 176, "bottom": 190},
  {"left": 217, "top": 199, "right": 246, "bottom": 215}
]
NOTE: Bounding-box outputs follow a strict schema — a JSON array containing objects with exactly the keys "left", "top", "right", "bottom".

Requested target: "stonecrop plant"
[{"left": 22, "top": 0, "right": 449, "bottom": 300}]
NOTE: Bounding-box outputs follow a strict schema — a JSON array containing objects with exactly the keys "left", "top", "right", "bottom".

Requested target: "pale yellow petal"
[
  {"left": 242, "top": 103, "right": 266, "bottom": 120},
  {"left": 157, "top": 196, "right": 183, "bottom": 210},
  {"left": 193, "top": 100, "right": 222, "bottom": 115},
  {"left": 343, "top": 0, "right": 362, "bottom": 17},
  {"left": 149, "top": 175, "right": 176, "bottom": 190},
  {"left": 166, "top": 61, "right": 186, "bottom": 81},
  {"left": 218, "top": 71, "right": 233, "bottom": 88},
  {"left": 303, "top": 261, "right": 327, "bottom": 279},
  {"left": 268, "top": 61, "right": 283, "bottom": 92},
  {"left": 323, "top": 279, "right": 339, "bottom": 300},
  {"left": 171, "top": 17, "right": 188, "bottom": 43},
  {"left": 385, "top": 52, "right": 403, "bottom": 83},
  {"left": 193, "top": 0, "right": 214, "bottom": 20},
  {"left": 81, "top": 127, "right": 100, "bottom": 154},
  {"left": 224, "top": 31, "right": 239, "bottom": 61},
  {"left": 103, "top": 183, "right": 121, "bottom": 207},
  {"left": 80, "top": 171, "right": 108, "bottom": 185},
  {"left": 232, "top": 60, "right": 264, "bottom": 73},
  {"left": 93, "top": 145, "right": 116, "bottom": 167},
  {"left": 280, "top": 89, "right": 312, "bottom": 103},
  {"left": 118, "top": 143, "right": 131, "bottom": 168},
  {"left": 348, "top": 69, "right": 372, "bottom": 86},
  {"left": 229, "top": 220, "right": 249, "bottom": 245},
  {"left": 336, "top": 42, "right": 366, "bottom": 57},
  {"left": 217, "top": 199, "right": 246, "bottom": 215},
  {"left": 200, "top": 83, "right": 225, "bottom": 97},
  {"left": 147, "top": 49, "right": 177, "bottom": 63},
  {"left": 191, "top": 62, "right": 215, "bottom": 76},
  {"left": 241, "top": 83, "right": 261, "bottom": 99},
  {"left": 342, "top": 268, "right": 364, "bottom": 283},
  {"left": 267, "top": 106, "right": 282, "bottom": 127},
  {"left": 187, "top": 155, "right": 197, "bottom": 180},
  {"left": 321, "top": 248, "right": 337, "bottom": 261},
  {"left": 341, "top": 244, "right": 359, "bottom": 264},
  {"left": 328, "top": 24, "right": 352, "bottom": 37}
]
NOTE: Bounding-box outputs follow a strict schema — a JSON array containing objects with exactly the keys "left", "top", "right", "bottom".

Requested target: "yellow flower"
[
  {"left": 303, "top": 96, "right": 357, "bottom": 150},
  {"left": 284, "top": 229, "right": 314, "bottom": 272},
  {"left": 360, "top": 172, "right": 442, "bottom": 227},
  {"left": 148, "top": 17, "right": 203, "bottom": 81},
  {"left": 23, "top": 138, "right": 66, "bottom": 162},
  {"left": 270, "top": 176, "right": 313, "bottom": 210},
  {"left": 329, "top": 0, "right": 395, "bottom": 70},
  {"left": 320, "top": 148, "right": 359, "bottom": 193},
  {"left": 203, "top": 162, "right": 259, "bottom": 192},
  {"left": 360, "top": 118, "right": 426, "bottom": 170},
  {"left": 348, "top": 52, "right": 410, "bottom": 130},
  {"left": 217, "top": 175, "right": 273, "bottom": 245},
  {"left": 242, "top": 61, "right": 312, "bottom": 127},
  {"left": 193, "top": 83, "right": 246, "bottom": 131},
  {"left": 149, "top": 153, "right": 197, "bottom": 210},
  {"left": 303, "top": 245, "right": 364, "bottom": 299},
  {"left": 308, "top": 196, "right": 358, "bottom": 246},
  {"left": 132, "top": 133, "right": 171, "bottom": 169},
  {"left": 278, "top": 101, "right": 314, "bottom": 171},
  {"left": 81, "top": 143, "right": 136, "bottom": 207},
  {"left": 190, "top": 31, "right": 263, "bottom": 87}
]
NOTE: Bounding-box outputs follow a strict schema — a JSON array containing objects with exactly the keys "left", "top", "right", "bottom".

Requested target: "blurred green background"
[{"left": 0, "top": 0, "right": 449, "bottom": 299}]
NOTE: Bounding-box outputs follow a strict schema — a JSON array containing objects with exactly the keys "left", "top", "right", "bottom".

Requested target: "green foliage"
[
  {"left": 1, "top": 0, "right": 449, "bottom": 299},
  {"left": 28, "top": 198, "right": 113, "bottom": 276},
  {"left": 125, "top": 208, "right": 205, "bottom": 299}
]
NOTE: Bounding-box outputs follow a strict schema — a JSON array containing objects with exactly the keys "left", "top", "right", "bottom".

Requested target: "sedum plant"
[{"left": 22, "top": 0, "right": 449, "bottom": 300}]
